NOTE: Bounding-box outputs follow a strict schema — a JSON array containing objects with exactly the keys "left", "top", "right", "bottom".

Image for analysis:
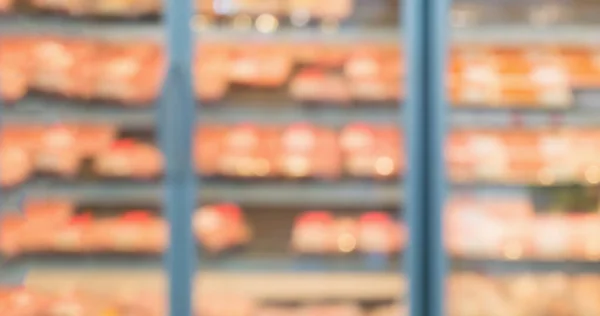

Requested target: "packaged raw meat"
[
  {"left": 93, "top": 139, "right": 163, "bottom": 178},
  {"left": 194, "top": 46, "right": 230, "bottom": 101},
  {"left": 50, "top": 213, "right": 94, "bottom": 253},
  {"left": 276, "top": 123, "right": 341, "bottom": 178},
  {"left": 218, "top": 124, "right": 277, "bottom": 178},
  {"left": 0, "top": 214, "right": 24, "bottom": 256},
  {"left": 34, "top": 125, "right": 84, "bottom": 177},
  {"left": 193, "top": 203, "right": 250, "bottom": 252},
  {"left": 291, "top": 211, "right": 335, "bottom": 253},
  {"left": 76, "top": 124, "right": 118, "bottom": 157},
  {"left": 530, "top": 215, "right": 571, "bottom": 259},
  {"left": 349, "top": 78, "right": 400, "bottom": 101},
  {"left": 288, "top": 0, "right": 353, "bottom": 20},
  {"left": 30, "top": 38, "right": 97, "bottom": 98},
  {"left": 229, "top": 47, "right": 292, "bottom": 87},
  {"left": 0, "top": 144, "right": 33, "bottom": 187},
  {"left": 90, "top": 0, "right": 162, "bottom": 17},
  {"left": 24, "top": 199, "right": 74, "bottom": 224},
  {"left": 569, "top": 214, "right": 600, "bottom": 260},
  {"left": 289, "top": 69, "right": 350, "bottom": 103},
  {"left": 0, "top": 38, "right": 32, "bottom": 103},
  {"left": 94, "top": 42, "right": 164, "bottom": 104},
  {"left": 89, "top": 211, "right": 166, "bottom": 253},
  {"left": 357, "top": 212, "right": 401, "bottom": 253},
  {"left": 1, "top": 124, "right": 45, "bottom": 152},
  {"left": 340, "top": 124, "right": 402, "bottom": 178},
  {"left": 333, "top": 217, "right": 358, "bottom": 253},
  {"left": 195, "top": 125, "right": 226, "bottom": 176},
  {"left": 30, "top": 0, "right": 89, "bottom": 15}
]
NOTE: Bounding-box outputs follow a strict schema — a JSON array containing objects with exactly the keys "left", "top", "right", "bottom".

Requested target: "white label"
[{"left": 531, "top": 66, "right": 568, "bottom": 86}]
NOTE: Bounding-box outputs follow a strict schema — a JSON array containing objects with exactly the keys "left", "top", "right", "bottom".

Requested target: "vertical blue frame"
[
  {"left": 162, "top": 0, "right": 198, "bottom": 315},
  {"left": 403, "top": 0, "right": 449, "bottom": 315}
]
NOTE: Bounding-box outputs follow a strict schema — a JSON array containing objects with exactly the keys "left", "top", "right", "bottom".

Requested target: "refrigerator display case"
[
  {"left": 0, "top": 0, "right": 407, "bottom": 314},
  {"left": 444, "top": 1, "right": 600, "bottom": 315}
]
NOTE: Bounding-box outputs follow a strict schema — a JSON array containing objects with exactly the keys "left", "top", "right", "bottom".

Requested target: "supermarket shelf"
[
  {"left": 4, "top": 14, "right": 600, "bottom": 44},
  {"left": 6, "top": 92, "right": 600, "bottom": 128},
  {"left": 3, "top": 179, "right": 401, "bottom": 208},
  {"left": 452, "top": 258, "right": 600, "bottom": 274}
]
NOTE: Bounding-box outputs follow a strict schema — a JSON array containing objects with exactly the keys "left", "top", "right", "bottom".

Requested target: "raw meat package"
[
  {"left": 344, "top": 49, "right": 403, "bottom": 81},
  {"left": 340, "top": 124, "right": 403, "bottom": 178},
  {"left": 195, "top": 125, "right": 226, "bottom": 176},
  {"left": 23, "top": 199, "right": 74, "bottom": 225},
  {"left": 50, "top": 213, "right": 94, "bottom": 252},
  {"left": 33, "top": 125, "right": 86, "bottom": 177},
  {"left": 291, "top": 211, "right": 335, "bottom": 253},
  {"left": 332, "top": 217, "right": 358, "bottom": 253},
  {"left": 229, "top": 47, "right": 292, "bottom": 87},
  {"left": 275, "top": 123, "right": 341, "bottom": 178},
  {"left": 0, "top": 38, "right": 32, "bottom": 103},
  {"left": 445, "top": 197, "right": 534, "bottom": 259},
  {"left": 30, "top": 38, "right": 98, "bottom": 98},
  {"left": 193, "top": 203, "right": 251, "bottom": 252},
  {"left": 194, "top": 45, "right": 230, "bottom": 101},
  {"left": 94, "top": 42, "right": 164, "bottom": 104},
  {"left": 530, "top": 214, "right": 572, "bottom": 259},
  {"left": 30, "top": 0, "right": 89, "bottom": 15},
  {"left": 288, "top": 0, "right": 353, "bottom": 20},
  {"left": 90, "top": 0, "right": 162, "bottom": 17},
  {"left": 75, "top": 124, "right": 118, "bottom": 157},
  {"left": 357, "top": 212, "right": 403, "bottom": 253},
  {"left": 88, "top": 211, "right": 167, "bottom": 253},
  {"left": 0, "top": 214, "right": 24, "bottom": 256},
  {"left": 446, "top": 130, "right": 508, "bottom": 182},
  {"left": 0, "top": 144, "right": 33, "bottom": 187},
  {"left": 217, "top": 124, "right": 278, "bottom": 177},
  {"left": 569, "top": 214, "right": 600, "bottom": 260},
  {"left": 289, "top": 68, "right": 350, "bottom": 103},
  {"left": 93, "top": 139, "right": 163, "bottom": 178}
]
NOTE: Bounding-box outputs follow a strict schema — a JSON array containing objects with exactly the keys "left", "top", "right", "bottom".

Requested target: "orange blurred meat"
[
  {"left": 0, "top": 214, "right": 24, "bottom": 256},
  {"left": 332, "top": 217, "right": 358, "bottom": 253},
  {"left": 34, "top": 125, "right": 84, "bottom": 177},
  {"left": 90, "top": 211, "right": 166, "bottom": 253},
  {"left": 276, "top": 123, "right": 341, "bottom": 178},
  {"left": 193, "top": 203, "right": 250, "bottom": 252},
  {"left": 76, "top": 124, "right": 118, "bottom": 157},
  {"left": 218, "top": 124, "right": 277, "bottom": 177},
  {"left": 229, "top": 47, "right": 292, "bottom": 87},
  {"left": 290, "top": 69, "right": 350, "bottom": 103},
  {"left": 51, "top": 214, "right": 93, "bottom": 253},
  {"left": 24, "top": 199, "right": 74, "bottom": 224},
  {"left": 1, "top": 124, "right": 45, "bottom": 152},
  {"left": 288, "top": 0, "right": 353, "bottom": 20},
  {"left": 91, "top": 0, "right": 162, "bottom": 16},
  {"left": 291, "top": 211, "right": 335, "bottom": 253},
  {"left": 94, "top": 42, "right": 164, "bottom": 104},
  {"left": 93, "top": 139, "right": 163, "bottom": 178},
  {"left": 194, "top": 46, "right": 230, "bottom": 101},
  {"left": 0, "top": 144, "right": 32, "bottom": 187},
  {"left": 30, "top": 38, "right": 97, "bottom": 98},
  {"left": 0, "top": 288, "right": 52, "bottom": 315},
  {"left": 0, "top": 38, "right": 32, "bottom": 103},
  {"left": 30, "top": 0, "right": 89, "bottom": 15},
  {"left": 340, "top": 124, "right": 402, "bottom": 178},
  {"left": 195, "top": 125, "right": 226, "bottom": 176},
  {"left": 357, "top": 212, "right": 402, "bottom": 253},
  {"left": 569, "top": 214, "right": 600, "bottom": 260},
  {"left": 349, "top": 79, "right": 400, "bottom": 101}
]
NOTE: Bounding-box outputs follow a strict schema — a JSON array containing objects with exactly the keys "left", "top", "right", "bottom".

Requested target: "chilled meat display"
[
  {"left": 93, "top": 139, "right": 163, "bottom": 178},
  {"left": 0, "top": 200, "right": 249, "bottom": 255},
  {"left": 292, "top": 210, "right": 404, "bottom": 254}
]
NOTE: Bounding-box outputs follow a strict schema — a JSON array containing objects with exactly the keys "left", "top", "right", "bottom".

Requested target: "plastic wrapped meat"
[
  {"left": 288, "top": 0, "right": 353, "bottom": 20},
  {"left": 340, "top": 124, "right": 402, "bottom": 178},
  {"left": 24, "top": 199, "right": 74, "bottom": 225},
  {"left": 530, "top": 215, "right": 571, "bottom": 259},
  {"left": 94, "top": 43, "right": 164, "bottom": 104},
  {"left": 1, "top": 124, "right": 45, "bottom": 152},
  {"left": 30, "top": 0, "right": 89, "bottom": 15},
  {"left": 193, "top": 203, "right": 250, "bottom": 252},
  {"left": 357, "top": 212, "right": 402, "bottom": 253},
  {"left": 194, "top": 47, "right": 230, "bottom": 101},
  {"left": 195, "top": 125, "right": 226, "bottom": 176},
  {"left": 76, "top": 124, "right": 118, "bottom": 157},
  {"left": 218, "top": 124, "right": 277, "bottom": 178},
  {"left": 93, "top": 139, "right": 163, "bottom": 178},
  {"left": 91, "top": 0, "right": 162, "bottom": 17},
  {"left": 291, "top": 211, "right": 335, "bottom": 253},
  {"left": 349, "top": 78, "right": 400, "bottom": 101},
  {"left": 229, "top": 47, "right": 292, "bottom": 87},
  {"left": 34, "top": 125, "right": 84, "bottom": 177},
  {"left": 290, "top": 69, "right": 350, "bottom": 103},
  {"left": 51, "top": 214, "right": 93, "bottom": 252},
  {"left": 276, "top": 123, "right": 341, "bottom": 178},
  {"left": 89, "top": 211, "right": 166, "bottom": 253},
  {"left": 0, "top": 214, "right": 24, "bottom": 256},
  {"left": 30, "top": 38, "right": 97, "bottom": 98},
  {"left": 0, "top": 39, "right": 31, "bottom": 103},
  {"left": 0, "top": 144, "right": 32, "bottom": 187}
]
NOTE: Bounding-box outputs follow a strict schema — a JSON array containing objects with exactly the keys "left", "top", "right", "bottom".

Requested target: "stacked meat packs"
[{"left": 0, "top": 200, "right": 250, "bottom": 255}]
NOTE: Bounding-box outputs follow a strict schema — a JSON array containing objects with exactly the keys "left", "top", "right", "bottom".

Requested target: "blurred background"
[{"left": 2, "top": 0, "right": 600, "bottom": 315}]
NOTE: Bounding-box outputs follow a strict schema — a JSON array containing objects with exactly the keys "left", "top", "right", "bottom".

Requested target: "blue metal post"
[
  {"left": 403, "top": 0, "right": 449, "bottom": 315},
  {"left": 161, "top": 0, "right": 197, "bottom": 315}
]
